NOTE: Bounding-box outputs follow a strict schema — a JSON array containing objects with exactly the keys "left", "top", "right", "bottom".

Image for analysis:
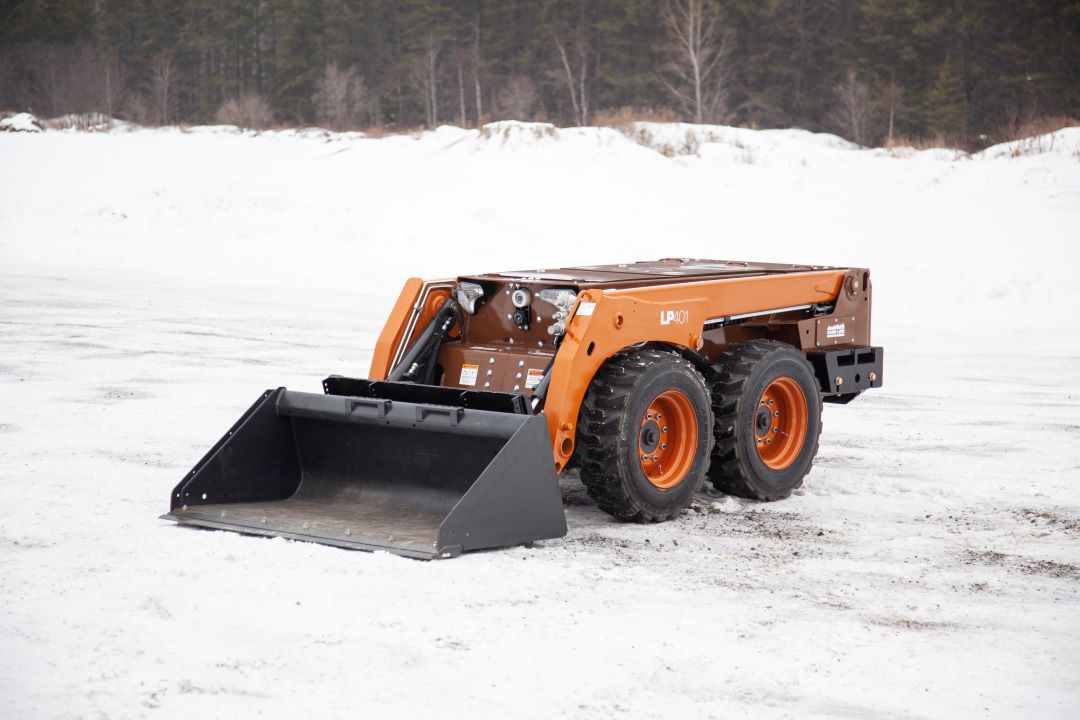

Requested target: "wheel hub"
[
  {"left": 754, "top": 376, "right": 808, "bottom": 471},
  {"left": 638, "top": 390, "right": 698, "bottom": 489},
  {"left": 639, "top": 421, "right": 661, "bottom": 453},
  {"left": 754, "top": 406, "right": 772, "bottom": 437}
]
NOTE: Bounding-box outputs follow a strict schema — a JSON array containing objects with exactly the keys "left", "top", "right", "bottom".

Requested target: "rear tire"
[
  {"left": 576, "top": 349, "right": 713, "bottom": 522},
  {"left": 709, "top": 341, "right": 822, "bottom": 501}
]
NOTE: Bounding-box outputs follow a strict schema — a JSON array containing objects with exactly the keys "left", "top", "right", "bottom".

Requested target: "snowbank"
[
  {"left": 0, "top": 112, "right": 42, "bottom": 132},
  {"left": 976, "top": 126, "right": 1080, "bottom": 159}
]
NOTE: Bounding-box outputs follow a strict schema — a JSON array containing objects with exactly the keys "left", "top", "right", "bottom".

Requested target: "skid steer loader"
[{"left": 164, "top": 259, "right": 883, "bottom": 558}]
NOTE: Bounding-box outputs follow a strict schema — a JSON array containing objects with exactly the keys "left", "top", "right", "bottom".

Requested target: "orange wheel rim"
[
  {"left": 638, "top": 390, "right": 698, "bottom": 489},
  {"left": 754, "top": 377, "right": 808, "bottom": 470}
]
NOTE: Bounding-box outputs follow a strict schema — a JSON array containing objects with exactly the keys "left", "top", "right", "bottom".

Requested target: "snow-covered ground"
[{"left": 1, "top": 121, "right": 1078, "bottom": 719}]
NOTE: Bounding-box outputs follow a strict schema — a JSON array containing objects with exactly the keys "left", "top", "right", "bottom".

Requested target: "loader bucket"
[{"left": 163, "top": 387, "right": 567, "bottom": 558}]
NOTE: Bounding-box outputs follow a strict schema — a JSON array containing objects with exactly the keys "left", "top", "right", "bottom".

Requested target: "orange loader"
[{"left": 165, "top": 259, "right": 883, "bottom": 558}]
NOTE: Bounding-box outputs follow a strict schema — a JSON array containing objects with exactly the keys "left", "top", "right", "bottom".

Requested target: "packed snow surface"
[{"left": 1, "top": 122, "right": 1079, "bottom": 719}]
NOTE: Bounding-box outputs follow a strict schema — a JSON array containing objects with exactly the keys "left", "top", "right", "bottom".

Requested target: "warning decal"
[
  {"left": 459, "top": 364, "right": 479, "bottom": 386},
  {"left": 525, "top": 368, "right": 544, "bottom": 390},
  {"left": 576, "top": 302, "right": 596, "bottom": 317}
]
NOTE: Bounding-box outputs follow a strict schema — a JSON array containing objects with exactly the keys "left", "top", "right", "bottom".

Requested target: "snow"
[
  {"left": 0, "top": 112, "right": 42, "bottom": 133},
  {"left": 1, "top": 121, "right": 1079, "bottom": 718}
]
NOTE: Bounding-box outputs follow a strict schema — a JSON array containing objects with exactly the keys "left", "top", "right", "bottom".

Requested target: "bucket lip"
[{"left": 161, "top": 510, "right": 461, "bottom": 560}]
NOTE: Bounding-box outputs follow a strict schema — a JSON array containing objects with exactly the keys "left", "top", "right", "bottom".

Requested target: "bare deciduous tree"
[
  {"left": 660, "top": 0, "right": 732, "bottom": 124},
  {"left": 832, "top": 69, "right": 872, "bottom": 145},
  {"left": 553, "top": 27, "right": 589, "bottom": 126},
  {"left": 409, "top": 42, "right": 441, "bottom": 127},
  {"left": 496, "top": 75, "right": 539, "bottom": 120},
  {"left": 312, "top": 63, "right": 368, "bottom": 129},
  {"left": 472, "top": 16, "right": 484, "bottom": 123},
  {"left": 149, "top": 52, "right": 176, "bottom": 125},
  {"left": 215, "top": 93, "right": 274, "bottom": 130},
  {"left": 881, "top": 82, "right": 902, "bottom": 142},
  {"left": 102, "top": 52, "right": 125, "bottom": 120}
]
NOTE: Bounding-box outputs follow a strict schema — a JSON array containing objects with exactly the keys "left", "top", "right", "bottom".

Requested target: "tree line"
[{"left": 1, "top": 0, "right": 1077, "bottom": 146}]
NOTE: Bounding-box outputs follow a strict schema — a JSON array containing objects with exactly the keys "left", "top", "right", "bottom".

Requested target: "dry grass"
[{"left": 591, "top": 106, "right": 680, "bottom": 133}]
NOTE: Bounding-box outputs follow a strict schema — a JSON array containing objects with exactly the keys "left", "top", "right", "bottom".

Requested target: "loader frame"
[{"left": 372, "top": 268, "right": 858, "bottom": 473}]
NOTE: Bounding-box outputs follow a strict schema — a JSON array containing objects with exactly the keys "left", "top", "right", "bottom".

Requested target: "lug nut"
[
  {"left": 660, "top": 443, "right": 667, "bottom": 450},
  {"left": 774, "top": 410, "right": 780, "bottom": 416},
  {"left": 656, "top": 413, "right": 662, "bottom": 420},
  {"left": 662, "top": 426, "right": 668, "bottom": 432},
  {"left": 642, "top": 454, "right": 649, "bottom": 461},
  {"left": 652, "top": 455, "right": 658, "bottom": 461},
  {"left": 765, "top": 439, "right": 772, "bottom": 445}
]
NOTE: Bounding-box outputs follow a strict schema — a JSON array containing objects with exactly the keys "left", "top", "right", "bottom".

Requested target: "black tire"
[
  {"left": 709, "top": 340, "right": 822, "bottom": 501},
  {"left": 576, "top": 348, "right": 714, "bottom": 522}
]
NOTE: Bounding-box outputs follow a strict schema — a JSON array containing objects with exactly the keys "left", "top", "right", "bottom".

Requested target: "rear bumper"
[{"left": 807, "top": 346, "right": 883, "bottom": 399}]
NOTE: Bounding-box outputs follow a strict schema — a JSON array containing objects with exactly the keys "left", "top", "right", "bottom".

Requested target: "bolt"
[
  {"left": 489, "top": 357, "right": 495, "bottom": 364},
  {"left": 506, "top": 314, "right": 512, "bottom": 320},
  {"left": 519, "top": 360, "right": 525, "bottom": 367},
  {"left": 260, "top": 516, "right": 267, "bottom": 524},
  {"left": 660, "top": 443, "right": 667, "bottom": 450},
  {"left": 514, "top": 385, "right": 520, "bottom": 391},
  {"left": 836, "top": 376, "right": 844, "bottom": 386},
  {"left": 869, "top": 372, "right": 877, "bottom": 382},
  {"left": 345, "top": 529, "right": 352, "bottom": 536},
  {"left": 516, "top": 372, "right": 522, "bottom": 379}
]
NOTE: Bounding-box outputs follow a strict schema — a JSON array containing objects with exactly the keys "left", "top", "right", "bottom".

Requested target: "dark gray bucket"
[{"left": 163, "top": 388, "right": 567, "bottom": 558}]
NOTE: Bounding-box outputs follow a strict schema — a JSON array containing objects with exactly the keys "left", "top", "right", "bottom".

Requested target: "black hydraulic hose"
[
  {"left": 529, "top": 346, "right": 559, "bottom": 412},
  {"left": 387, "top": 298, "right": 460, "bottom": 384}
]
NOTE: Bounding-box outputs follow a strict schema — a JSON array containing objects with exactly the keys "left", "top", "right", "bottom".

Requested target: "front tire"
[
  {"left": 576, "top": 349, "right": 714, "bottom": 522},
  {"left": 709, "top": 341, "right": 822, "bottom": 500}
]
